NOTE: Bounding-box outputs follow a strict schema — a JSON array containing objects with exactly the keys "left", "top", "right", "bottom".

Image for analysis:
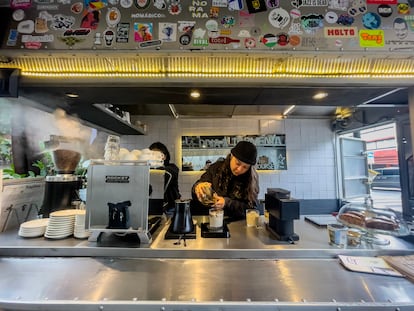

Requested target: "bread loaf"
[
  {"left": 365, "top": 217, "right": 399, "bottom": 231},
  {"left": 338, "top": 211, "right": 365, "bottom": 227}
]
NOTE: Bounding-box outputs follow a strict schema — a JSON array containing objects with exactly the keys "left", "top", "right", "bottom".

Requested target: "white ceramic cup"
[
  {"left": 246, "top": 209, "right": 259, "bottom": 227},
  {"left": 209, "top": 208, "right": 224, "bottom": 230}
]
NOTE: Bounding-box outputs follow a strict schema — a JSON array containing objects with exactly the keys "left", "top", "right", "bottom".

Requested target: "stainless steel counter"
[
  {"left": 1, "top": 256, "right": 414, "bottom": 310},
  {"left": 1, "top": 217, "right": 414, "bottom": 310},
  {"left": 0, "top": 217, "right": 413, "bottom": 258}
]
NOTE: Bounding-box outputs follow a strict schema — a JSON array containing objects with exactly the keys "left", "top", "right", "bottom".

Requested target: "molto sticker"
[
  {"left": 268, "top": 8, "right": 290, "bottom": 28},
  {"left": 324, "top": 26, "right": 357, "bottom": 37},
  {"left": 359, "top": 29, "right": 384, "bottom": 47}
]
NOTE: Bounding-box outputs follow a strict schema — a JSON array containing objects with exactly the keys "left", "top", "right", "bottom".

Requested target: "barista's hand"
[
  {"left": 211, "top": 193, "right": 225, "bottom": 209},
  {"left": 194, "top": 182, "right": 213, "bottom": 203}
]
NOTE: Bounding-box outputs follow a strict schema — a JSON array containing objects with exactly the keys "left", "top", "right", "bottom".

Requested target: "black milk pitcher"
[{"left": 172, "top": 199, "right": 194, "bottom": 234}]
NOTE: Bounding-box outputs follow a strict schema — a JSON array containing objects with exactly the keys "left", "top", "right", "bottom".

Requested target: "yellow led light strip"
[{"left": 2, "top": 55, "right": 414, "bottom": 78}]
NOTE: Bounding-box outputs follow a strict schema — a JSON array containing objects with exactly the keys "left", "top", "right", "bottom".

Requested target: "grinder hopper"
[{"left": 44, "top": 135, "right": 84, "bottom": 174}]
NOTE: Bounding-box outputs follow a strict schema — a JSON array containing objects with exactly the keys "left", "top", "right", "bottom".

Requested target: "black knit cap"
[{"left": 231, "top": 141, "right": 257, "bottom": 165}]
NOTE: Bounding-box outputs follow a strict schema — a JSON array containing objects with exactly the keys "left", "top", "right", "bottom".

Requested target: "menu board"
[{"left": 182, "top": 134, "right": 286, "bottom": 171}]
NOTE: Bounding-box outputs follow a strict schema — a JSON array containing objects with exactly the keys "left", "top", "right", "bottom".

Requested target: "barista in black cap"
[{"left": 191, "top": 141, "right": 259, "bottom": 219}]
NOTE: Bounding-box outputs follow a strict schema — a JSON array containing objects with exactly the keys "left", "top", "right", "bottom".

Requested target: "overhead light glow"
[
  {"left": 190, "top": 90, "right": 201, "bottom": 98},
  {"left": 282, "top": 105, "right": 296, "bottom": 117},
  {"left": 65, "top": 92, "right": 79, "bottom": 98},
  {"left": 168, "top": 104, "right": 179, "bottom": 119},
  {"left": 313, "top": 92, "right": 328, "bottom": 100}
]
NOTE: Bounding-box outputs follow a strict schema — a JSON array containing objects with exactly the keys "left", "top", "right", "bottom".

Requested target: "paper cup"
[{"left": 209, "top": 208, "right": 224, "bottom": 230}]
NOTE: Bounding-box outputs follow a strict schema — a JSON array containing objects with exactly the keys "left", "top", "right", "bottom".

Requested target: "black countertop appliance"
[{"left": 265, "top": 188, "right": 300, "bottom": 242}]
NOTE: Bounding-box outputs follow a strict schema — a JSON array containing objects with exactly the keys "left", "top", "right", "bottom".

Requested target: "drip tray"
[
  {"left": 201, "top": 222, "right": 230, "bottom": 238},
  {"left": 164, "top": 222, "right": 197, "bottom": 240}
]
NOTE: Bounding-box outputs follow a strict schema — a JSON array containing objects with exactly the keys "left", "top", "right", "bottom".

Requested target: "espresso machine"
[
  {"left": 85, "top": 160, "right": 166, "bottom": 244},
  {"left": 39, "top": 135, "right": 83, "bottom": 218}
]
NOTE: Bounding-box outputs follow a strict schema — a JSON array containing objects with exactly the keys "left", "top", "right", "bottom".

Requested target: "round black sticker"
[{"left": 377, "top": 4, "right": 392, "bottom": 17}]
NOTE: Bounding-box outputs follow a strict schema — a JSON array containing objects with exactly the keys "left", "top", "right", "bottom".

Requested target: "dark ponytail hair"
[{"left": 149, "top": 142, "right": 171, "bottom": 165}]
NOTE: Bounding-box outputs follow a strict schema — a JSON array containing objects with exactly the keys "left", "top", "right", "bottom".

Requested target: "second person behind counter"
[
  {"left": 149, "top": 142, "right": 181, "bottom": 214},
  {"left": 191, "top": 141, "right": 259, "bottom": 220}
]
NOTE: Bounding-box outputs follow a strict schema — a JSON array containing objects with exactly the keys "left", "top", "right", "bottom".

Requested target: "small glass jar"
[{"left": 347, "top": 228, "right": 362, "bottom": 246}]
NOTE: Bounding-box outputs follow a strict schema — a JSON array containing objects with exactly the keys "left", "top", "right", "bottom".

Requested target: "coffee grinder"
[
  {"left": 39, "top": 135, "right": 83, "bottom": 217},
  {"left": 265, "top": 188, "right": 300, "bottom": 242}
]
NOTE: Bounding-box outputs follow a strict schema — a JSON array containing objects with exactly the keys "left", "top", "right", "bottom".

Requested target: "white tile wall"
[{"left": 122, "top": 116, "right": 337, "bottom": 201}]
